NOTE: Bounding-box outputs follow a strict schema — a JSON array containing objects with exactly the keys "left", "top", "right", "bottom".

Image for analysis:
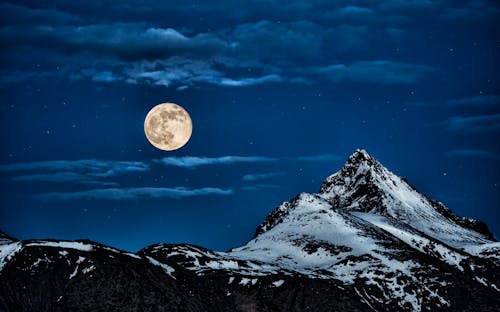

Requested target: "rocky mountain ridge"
[{"left": 1, "top": 149, "right": 499, "bottom": 311}]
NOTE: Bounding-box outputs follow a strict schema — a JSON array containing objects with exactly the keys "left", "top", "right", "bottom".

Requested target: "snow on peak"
[
  {"left": 318, "top": 149, "right": 494, "bottom": 248},
  {"left": 350, "top": 149, "right": 375, "bottom": 162},
  {"left": 256, "top": 149, "right": 494, "bottom": 250}
]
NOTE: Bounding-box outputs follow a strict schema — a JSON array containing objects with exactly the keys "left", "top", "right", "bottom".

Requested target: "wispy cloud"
[
  {"left": 446, "top": 95, "right": 500, "bottom": 107},
  {"left": 410, "top": 95, "right": 500, "bottom": 108},
  {"left": 241, "top": 184, "right": 280, "bottom": 191},
  {"left": 214, "top": 74, "right": 284, "bottom": 87},
  {"left": 155, "top": 154, "right": 343, "bottom": 168},
  {"left": 1, "top": 153, "right": 342, "bottom": 190},
  {"left": 310, "top": 61, "right": 434, "bottom": 85},
  {"left": 155, "top": 156, "right": 276, "bottom": 168},
  {"left": 0, "top": 159, "right": 149, "bottom": 185},
  {"left": 0, "top": 159, "right": 148, "bottom": 173},
  {"left": 444, "top": 149, "right": 498, "bottom": 159},
  {"left": 445, "top": 114, "right": 500, "bottom": 133},
  {"left": 37, "top": 187, "right": 234, "bottom": 201},
  {"left": 11, "top": 173, "right": 119, "bottom": 186},
  {"left": 242, "top": 172, "right": 284, "bottom": 182}
]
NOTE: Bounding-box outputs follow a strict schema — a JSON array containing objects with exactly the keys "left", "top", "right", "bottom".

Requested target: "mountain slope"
[
  {"left": 317, "top": 150, "right": 494, "bottom": 247},
  {"left": 1, "top": 150, "right": 499, "bottom": 311}
]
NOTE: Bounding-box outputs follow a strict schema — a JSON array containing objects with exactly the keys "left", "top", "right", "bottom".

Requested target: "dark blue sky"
[{"left": 0, "top": 0, "right": 499, "bottom": 252}]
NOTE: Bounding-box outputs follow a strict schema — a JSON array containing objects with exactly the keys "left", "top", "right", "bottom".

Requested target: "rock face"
[{"left": 1, "top": 149, "right": 499, "bottom": 311}]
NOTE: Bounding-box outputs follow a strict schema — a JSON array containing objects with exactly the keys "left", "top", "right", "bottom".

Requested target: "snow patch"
[
  {"left": 239, "top": 278, "right": 252, "bottom": 286},
  {"left": 205, "top": 260, "right": 239, "bottom": 270},
  {"left": 31, "top": 257, "right": 50, "bottom": 269},
  {"left": 27, "top": 241, "right": 93, "bottom": 252},
  {"left": 146, "top": 256, "right": 176, "bottom": 279},
  {"left": 0, "top": 242, "right": 22, "bottom": 271},
  {"left": 124, "top": 252, "right": 141, "bottom": 259},
  {"left": 82, "top": 265, "right": 95, "bottom": 274},
  {"left": 69, "top": 266, "right": 79, "bottom": 279}
]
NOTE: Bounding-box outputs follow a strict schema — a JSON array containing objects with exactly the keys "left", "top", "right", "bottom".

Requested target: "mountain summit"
[{"left": 1, "top": 150, "right": 499, "bottom": 311}]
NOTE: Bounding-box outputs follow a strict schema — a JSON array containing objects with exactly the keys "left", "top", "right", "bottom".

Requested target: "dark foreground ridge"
[{"left": 1, "top": 150, "right": 499, "bottom": 311}]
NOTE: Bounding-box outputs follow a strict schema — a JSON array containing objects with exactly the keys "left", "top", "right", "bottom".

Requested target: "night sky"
[{"left": 1, "top": 1, "right": 499, "bottom": 252}]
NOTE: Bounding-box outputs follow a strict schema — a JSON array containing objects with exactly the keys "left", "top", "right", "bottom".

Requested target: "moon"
[{"left": 144, "top": 103, "right": 193, "bottom": 151}]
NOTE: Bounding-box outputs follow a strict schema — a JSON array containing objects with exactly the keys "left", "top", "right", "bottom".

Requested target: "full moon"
[{"left": 144, "top": 103, "right": 193, "bottom": 151}]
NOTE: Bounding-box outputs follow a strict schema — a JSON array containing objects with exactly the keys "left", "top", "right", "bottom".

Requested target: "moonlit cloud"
[
  {"left": 0, "top": 23, "right": 227, "bottom": 62},
  {"left": 0, "top": 153, "right": 347, "bottom": 201},
  {"left": 155, "top": 156, "right": 276, "bottom": 168},
  {"left": 311, "top": 61, "right": 434, "bottom": 85},
  {"left": 155, "top": 154, "right": 343, "bottom": 168},
  {"left": 241, "top": 184, "right": 280, "bottom": 191},
  {"left": 242, "top": 172, "right": 285, "bottom": 182},
  {"left": 36, "top": 187, "right": 234, "bottom": 201},
  {"left": 0, "top": 2, "right": 439, "bottom": 89},
  {"left": 11, "top": 172, "right": 119, "bottom": 186},
  {"left": 446, "top": 95, "right": 500, "bottom": 108},
  {"left": 215, "top": 74, "right": 284, "bottom": 87},
  {"left": 0, "top": 2, "right": 82, "bottom": 25},
  {"left": 0, "top": 159, "right": 149, "bottom": 185},
  {"left": 410, "top": 95, "right": 500, "bottom": 108},
  {"left": 445, "top": 114, "right": 500, "bottom": 133},
  {"left": 0, "top": 159, "right": 149, "bottom": 173}
]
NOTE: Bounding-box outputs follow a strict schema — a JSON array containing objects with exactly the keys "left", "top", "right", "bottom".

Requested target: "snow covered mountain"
[{"left": 1, "top": 149, "right": 499, "bottom": 311}]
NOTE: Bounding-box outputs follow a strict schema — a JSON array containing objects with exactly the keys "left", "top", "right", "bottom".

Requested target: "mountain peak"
[
  {"left": 349, "top": 148, "right": 372, "bottom": 161},
  {"left": 344, "top": 149, "right": 381, "bottom": 171},
  {"left": 295, "top": 149, "right": 494, "bottom": 248},
  {"left": 318, "top": 149, "right": 384, "bottom": 210}
]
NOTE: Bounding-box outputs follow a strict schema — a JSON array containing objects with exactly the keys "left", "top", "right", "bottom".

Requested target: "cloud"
[
  {"left": 121, "top": 57, "right": 221, "bottom": 87},
  {"left": 410, "top": 95, "right": 500, "bottom": 108},
  {"left": 338, "top": 6, "right": 374, "bottom": 15},
  {"left": 0, "top": 159, "right": 148, "bottom": 174},
  {"left": 311, "top": 61, "right": 434, "bottom": 85},
  {"left": 11, "top": 172, "right": 119, "bottom": 186},
  {"left": 445, "top": 114, "right": 500, "bottom": 133},
  {"left": 215, "top": 74, "right": 284, "bottom": 86},
  {"left": 442, "top": 2, "right": 500, "bottom": 20},
  {"left": 319, "top": 6, "right": 404, "bottom": 26},
  {"left": 3, "top": 1, "right": 497, "bottom": 90},
  {"left": 0, "top": 23, "right": 227, "bottom": 62},
  {"left": 378, "top": 0, "right": 437, "bottom": 11},
  {"left": 446, "top": 95, "right": 500, "bottom": 108},
  {"left": 74, "top": 58, "right": 287, "bottom": 88},
  {"left": 444, "top": 149, "right": 498, "bottom": 159},
  {"left": 241, "top": 184, "right": 280, "bottom": 191},
  {"left": 155, "top": 154, "right": 343, "bottom": 168},
  {"left": 242, "top": 172, "right": 284, "bottom": 182},
  {"left": 227, "top": 20, "right": 325, "bottom": 62},
  {"left": 155, "top": 156, "right": 276, "bottom": 168},
  {"left": 36, "top": 187, "right": 234, "bottom": 201},
  {"left": 0, "top": 5, "right": 413, "bottom": 89},
  {"left": 0, "top": 159, "right": 149, "bottom": 185},
  {"left": 0, "top": 2, "right": 83, "bottom": 25}
]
